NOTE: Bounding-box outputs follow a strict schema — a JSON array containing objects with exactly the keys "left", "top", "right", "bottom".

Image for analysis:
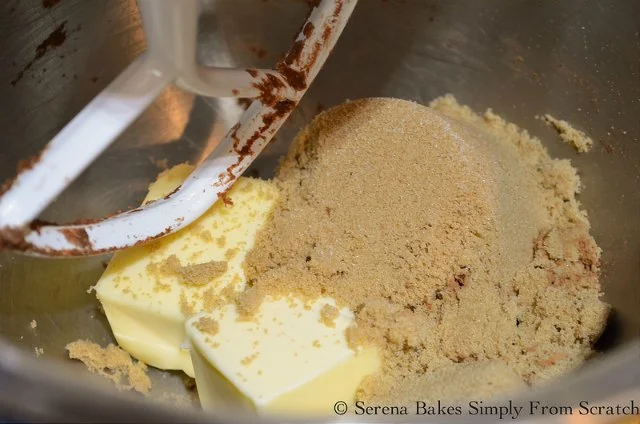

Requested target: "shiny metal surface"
[
  {"left": 0, "top": 0, "right": 358, "bottom": 257},
  {"left": 0, "top": 0, "right": 638, "bottom": 422}
]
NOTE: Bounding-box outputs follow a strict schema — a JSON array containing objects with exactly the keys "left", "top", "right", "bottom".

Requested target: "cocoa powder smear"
[{"left": 241, "top": 96, "right": 608, "bottom": 401}]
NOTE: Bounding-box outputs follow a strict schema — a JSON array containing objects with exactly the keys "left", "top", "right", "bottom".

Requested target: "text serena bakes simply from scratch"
[{"left": 346, "top": 399, "right": 639, "bottom": 419}]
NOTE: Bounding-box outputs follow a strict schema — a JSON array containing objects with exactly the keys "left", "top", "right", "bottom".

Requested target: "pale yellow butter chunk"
[
  {"left": 95, "top": 164, "right": 278, "bottom": 377},
  {"left": 185, "top": 297, "right": 380, "bottom": 416}
]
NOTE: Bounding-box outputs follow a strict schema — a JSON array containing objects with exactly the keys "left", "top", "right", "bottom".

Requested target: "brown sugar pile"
[
  {"left": 66, "top": 340, "right": 152, "bottom": 395},
  {"left": 242, "top": 96, "right": 609, "bottom": 401}
]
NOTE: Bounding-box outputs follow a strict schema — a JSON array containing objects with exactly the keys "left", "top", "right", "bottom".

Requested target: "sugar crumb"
[
  {"left": 179, "top": 290, "right": 196, "bottom": 318},
  {"left": 319, "top": 304, "right": 339, "bottom": 328},
  {"left": 149, "top": 254, "right": 227, "bottom": 286},
  {"left": 178, "top": 260, "right": 227, "bottom": 286},
  {"left": 154, "top": 281, "right": 172, "bottom": 292},
  {"left": 66, "top": 340, "right": 151, "bottom": 394},
  {"left": 240, "top": 352, "right": 259, "bottom": 366},
  {"left": 196, "top": 316, "right": 219, "bottom": 336},
  {"left": 199, "top": 230, "right": 213, "bottom": 242},
  {"left": 224, "top": 248, "right": 240, "bottom": 261},
  {"left": 202, "top": 287, "right": 226, "bottom": 312},
  {"left": 540, "top": 114, "right": 593, "bottom": 153}
]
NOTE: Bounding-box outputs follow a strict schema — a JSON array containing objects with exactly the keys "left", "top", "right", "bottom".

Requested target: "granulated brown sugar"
[
  {"left": 180, "top": 290, "right": 197, "bottom": 317},
  {"left": 148, "top": 254, "right": 228, "bottom": 287},
  {"left": 195, "top": 316, "right": 220, "bottom": 335},
  {"left": 539, "top": 114, "right": 594, "bottom": 153},
  {"left": 319, "top": 304, "right": 340, "bottom": 328},
  {"left": 242, "top": 96, "right": 608, "bottom": 401},
  {"left": 66, "top": 340, "right": 152, "bottom": 394},
  {"left": 178, "top": 260, "right": 227, "bottom": 286}
]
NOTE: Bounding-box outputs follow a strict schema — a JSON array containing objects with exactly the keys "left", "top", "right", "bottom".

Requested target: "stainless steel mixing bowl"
[{"left": 0, "top": 0, "right": 638, "bottom": 422}]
